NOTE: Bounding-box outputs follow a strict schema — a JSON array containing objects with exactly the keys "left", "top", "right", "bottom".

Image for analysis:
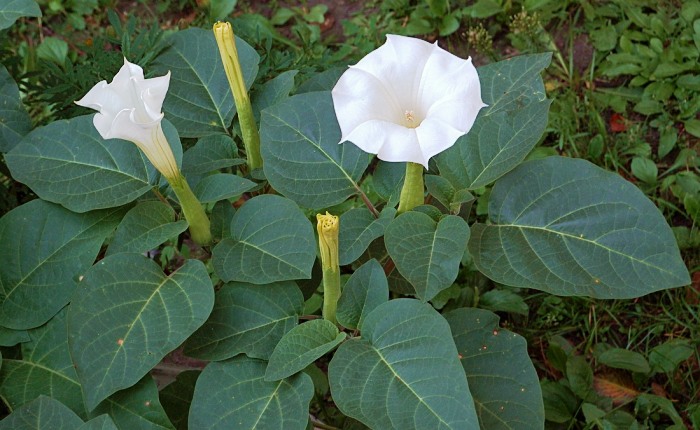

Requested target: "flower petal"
[
  {"left": 343, "top": 119, "right": 428, "bottom": 167},
  {"left": 418, "top": 50, "right": 485, "bottom": 132},
  {"left": 351, "top": 35, "right": 434, "bottom": 114},
  {"left": 332, "top": 67, "right": 403, "bottom": 140},
  {"left": 415, "top": 117, "right": 468, "bottom": 164},
  {"left": 138, "top": 72, "right": 170, "bottom": 121}
]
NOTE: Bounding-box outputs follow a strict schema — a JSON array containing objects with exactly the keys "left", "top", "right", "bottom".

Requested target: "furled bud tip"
[
  {"left": 316, "top": 212, "right": 340, "bottom": 272},
  {"left": 213, "top": 21, "right": 262, "bottom": 170}
]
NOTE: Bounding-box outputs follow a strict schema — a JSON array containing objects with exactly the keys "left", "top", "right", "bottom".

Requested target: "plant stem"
[
  {"left": 355, "top": 184, "right": 380, "bottom": 218},
  {"left": 322, "top": 266, "right": 341, "bottom": 325},
  {"left": 169, "top": 174, "right": 212, "bottom": 246},
  {"left": 397, "top": 162, "right": 425, "bottom": 214}
]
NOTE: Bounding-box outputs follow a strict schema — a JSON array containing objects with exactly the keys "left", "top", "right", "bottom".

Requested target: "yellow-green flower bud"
[
  {"left": 213, "top": 21, "right": 262, "bottom": 171},
  {"left": 317, "top": 212, "right": 340, "bottom": 324}
]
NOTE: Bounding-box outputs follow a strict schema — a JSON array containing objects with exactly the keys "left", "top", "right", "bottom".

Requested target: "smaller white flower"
[
  {"left": 76, "top": 58, "right": 179, "bottom": 180},
  {"left": 332, "top": 34, "right": 487, "bottom": 168}
]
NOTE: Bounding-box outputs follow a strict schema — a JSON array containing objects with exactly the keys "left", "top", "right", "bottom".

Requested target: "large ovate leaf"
[
  {"left": 0, "top": 65, "right": 32, "bottom": 152},
  {"left": 181, "top": 135, "right": 243, "bottom": 175},
  {"left": 5, "top": 115, "right": 163, "bottom": 212},
  {"left": 436, "top": 53, "right": 552, "bottom": 190},
  {"left": 329, "top": 299, "right": 478, "bottom": 429},
  {"left": 0, "top": 396, "right": 83, "bottom": 430},
  {"left": 193, "top": 173, "right": 256, "bottom": 204},
  {"left": 78, "top": 415, "right": 118, "bottom": 430},
  {"left": 251, "top": 70, "right": 298, "bottom": 120},
  {"left": 445, "top": 307, "right": 544, "bottom": 429},
  {"left": 0, "top": 308, "right": 87, "bottom": 419},
  {"left": 212, "top": 195, "right": 316, "bottom": 284},
  {"left": 0, "top": 0, "right": 41, "bottom": 31},
  {"left": 184, "top": 281, "right": 304, "bottom": 361},
  {"left": 0, "top": 325, "right": 29, "bottom": 346},
  {"left": 385, "top": 212, "right": 470, "bottom": 302},
  {"left": 152, "top": 28, "right": 259, "bottom": 137},
  {"left": 336, "top": 259, "right": 389, "bottom": 330},
  {"left": 90, "top": 375, "right": 174, "bottom": 430},
  {"left": 159, "top": 370, "right": 199, "bottom": 430},
  {"left": 106, "top": 201, "right": 187, "bottom": 256},
  {"left": 189, "top": 355, "right": 313, "bottom": 430},
  {"left": 0, "top": 200, "right": 123, "bottom": 329},
  {"left": 470, "top": 156, "right": 690, "bottom": 298},
  {"left": 265, "top": 319, "right": 346, "bottom": 381},
  {"left": 339, "top": 207, "right": 396, "bottom": 265},
  {"left": 67, "top": 253, "right": 214, "bottom": 410},
  {"left": 261, "top": 91, "right": 370, "bottom": 209}
]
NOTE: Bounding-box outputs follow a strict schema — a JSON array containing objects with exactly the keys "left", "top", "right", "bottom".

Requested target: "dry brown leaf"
[{"left": 593, "top": 374, "right": 640, "bottom": 405}]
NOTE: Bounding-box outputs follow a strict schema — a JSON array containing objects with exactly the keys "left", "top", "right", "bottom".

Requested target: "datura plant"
[{"left": 0, "top": 15, "right": 690, "bottom": 430}]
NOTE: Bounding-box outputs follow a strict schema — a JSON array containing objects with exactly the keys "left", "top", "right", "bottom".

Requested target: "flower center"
[{"left": 403, "top": 110, "right": 420, "bottom": 128}]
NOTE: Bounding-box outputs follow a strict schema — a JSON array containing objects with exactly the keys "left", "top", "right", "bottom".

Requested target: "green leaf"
[
  {"left": 336, "top": 259, "right": 389, "bottom": 330},
  {"left": 684, "top": 119, "right": 700, "bottom": 138},
  {"left": 436, "top": 53, "right": 552, "bottom": 190},
  {"left": 445, "top": 307, "right": 544, "bottom": 429},
  {"left": 184, "top": 281, "right": 304, "bottom": 361},
  {"left": 470, "top": 156, "right": 690, "bottom": 298},
  {"left": 152, "top": 28, "right": 259, "bottom": 137},
  {"left": 194, "top": 173, "right": 256, "bottom": 203},
  {"left": 261, "top": 91, "right": 370, "bottom": 209},
  {"left": 251, "top": 70, "right": 297, "bottom": 121},
  {"left": 189, "top": 355, "right": 313, "bottom": 430},
  {"left": 329, "top": 299, "right": 478, "bottom": 429},
  {"left": 0, "top": 308, "right": 87, "bottom": 418},
  {"left": 541, "top": 380, "right": 577, "bottom": 423},
  {"left": 0, "top": 65, "right": 32, "bottom": 152},
  {"left": 468, "top": 0, "right": 503, "bottom": 17},
  {"left": 338, "top": 207, "right": 395, "bottom": 265},
  {"left": 5, "top": 116, "right": 172, "bottom": 212},
  {"left": 159, "top": 370, "right": 199, "bottom": 430},
  {"left": 67, "top": 253, "right": 214, "bottom": 410},
  {"left": 209, "top": 0, "right": 237, "bottom": 20},
  {"left": 479, "top": 289, "right": 529, "bottom": 316},
  {"left": 106, "top": 201, "right": 187, "bottom": 256},
  {"left": 296, "top": 67, "right": 343, "bottom": 93},
  {"left": 78, "top": 415, "right": 118, "bottom": 430},
  {"left": 598, "top": 348, "right": 650, "bottom": 374},
  {"left": 182, "top": 135, "right": 244, "bottom": 175},
  {"left": 36, "top": 36, "right": 68, "bottom": 65},
  {"left": 265, "top": 319, "right": 345, "bottom": 381},
  {"left": 385, "top": 212, "right": 470, "bottom": 302},
  {"left": 649, "top": 340, "right": 694, "bottom": 373},
  {"left": 0, "top": 396, "right": 83, "bottom": 430},
  {"left": 566, "top": 356, "right": 597, "bottom": 402},
  {"left": 631, "top": 157, "right": 658, "bottom": 183},
  {"left": 212, "top": 195, "right": 316, "bottom": 284},
  {"left": 0, "top": 200, "right": 123, "bottom": 329},
  {"left": 0, "top": 0, "right": 41, "bottom": 30},
  {"left": 210, "top": 200, "right": 235, "bottom": 242},
  {"left": 90, "top": 375, "right": 174, "bottom": 430},
  {"left": 0, "top": 326, "right": 29, "bottom": 346}
]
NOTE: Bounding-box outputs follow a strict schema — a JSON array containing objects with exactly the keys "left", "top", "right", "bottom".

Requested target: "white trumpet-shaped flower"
[
  {"left": 75, "top": 58, "right": 179, "bottom": 180},
  {"left": 331, "top": 34, "right": 486, "bottom": 168}
]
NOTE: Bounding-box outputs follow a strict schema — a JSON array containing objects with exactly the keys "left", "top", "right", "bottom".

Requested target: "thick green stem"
[
  {"left": 169, "top": 174, "right": 212, "bottom": 246},
  {"left": 237, "top": 97, "right": 262, "bottom": 170},
  {"left": 397, "top": 162, "right": 425, "bottom": 214},
  {"left": 322, "top": 267, "right": 341, "bottom": 325}
]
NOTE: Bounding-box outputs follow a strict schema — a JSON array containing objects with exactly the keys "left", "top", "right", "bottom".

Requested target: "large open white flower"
[
  {"left": 332, "top": 34, "right": 486, "bottom": 168},
  {"left": 75, "top": 58, "right": 179, "bottom": 180}
]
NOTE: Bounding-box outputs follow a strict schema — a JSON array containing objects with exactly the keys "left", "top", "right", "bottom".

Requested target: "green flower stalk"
[
  {"left": 317, "top": 212, "right": 340, "bottom": 325},
  {"left": 75, "top": 58, "right": 212, "bottom": 246},
  {"left": 213, "top": 21, "right": 262, "bottom": 171},
  {"left": 397, "top": 162, "right": 425, "bottom": 214}
]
